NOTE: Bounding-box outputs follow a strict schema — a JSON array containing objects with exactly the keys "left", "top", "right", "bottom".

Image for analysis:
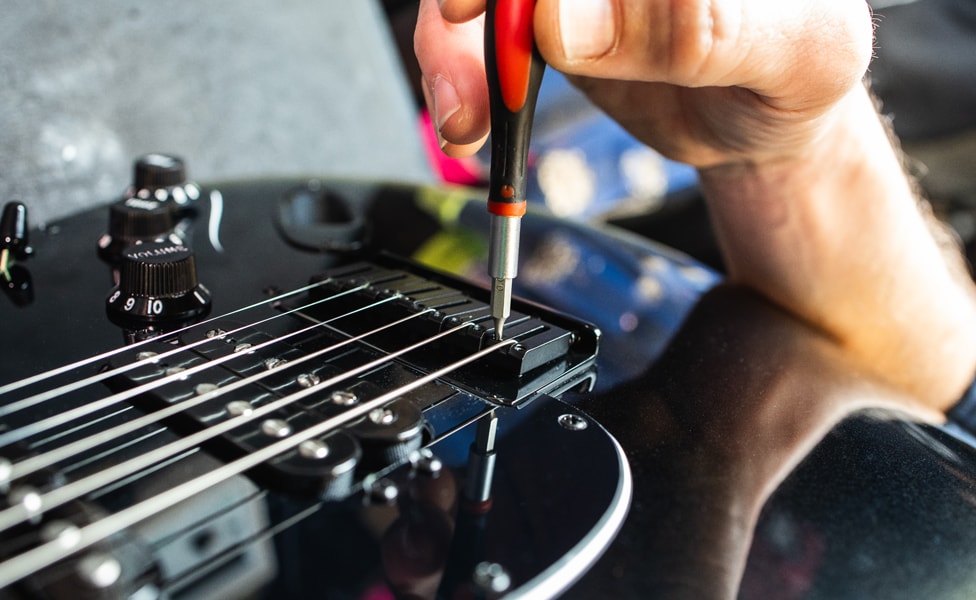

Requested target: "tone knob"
[
  {"left": 127, "top": 153, "right": 200, "bottom": 205},
  {"left": 97, "top": 197, "right": 179, "bottom": 263},
  {"left": 106, "top": 241, "right": 211, "bottom": 326}
]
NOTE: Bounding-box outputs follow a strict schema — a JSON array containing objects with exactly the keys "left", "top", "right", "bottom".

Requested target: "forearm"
[{"left": 698, "top": 84, "right": 976, "bottom": 408}]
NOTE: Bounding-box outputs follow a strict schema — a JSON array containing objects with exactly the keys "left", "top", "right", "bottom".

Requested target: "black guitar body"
[
  {"left": 1, "top": 172, "right": 712, "bottom": 600},
  {"left": 7, "top": 167, "right": 976, "bottom": 600}
]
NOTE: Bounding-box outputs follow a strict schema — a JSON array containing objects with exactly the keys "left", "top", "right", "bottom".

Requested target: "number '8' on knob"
[{"left": 106, "top": 241, "right": 211, "bottom": 326}]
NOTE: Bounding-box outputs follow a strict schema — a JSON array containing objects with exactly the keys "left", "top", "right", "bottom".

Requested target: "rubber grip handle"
[{"left": 485, "top": 0, "right": 545, "bottom": 217}]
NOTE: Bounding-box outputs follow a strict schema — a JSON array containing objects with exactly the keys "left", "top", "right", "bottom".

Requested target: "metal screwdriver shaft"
[{"left": 485, "top": 0, "right": 545, "bottom": 339}]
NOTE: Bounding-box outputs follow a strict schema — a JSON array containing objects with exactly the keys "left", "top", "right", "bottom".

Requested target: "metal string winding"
[{"left": 0, "top": 332, "right": 514, "bottom": 588}]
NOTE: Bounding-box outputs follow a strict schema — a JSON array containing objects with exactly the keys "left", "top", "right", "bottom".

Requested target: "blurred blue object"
[{"left": 523, "top": 71, "right": 698, "bottom": 221}]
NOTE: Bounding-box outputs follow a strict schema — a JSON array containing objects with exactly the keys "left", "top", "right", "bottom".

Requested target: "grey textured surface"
[{"left": 1, "top": 0, "right": 431, "bottom": 226}]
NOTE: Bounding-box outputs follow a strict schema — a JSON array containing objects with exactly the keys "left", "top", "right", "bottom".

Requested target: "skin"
[{"left": 414, "top": 0, "right": 976, "bottom": 409}]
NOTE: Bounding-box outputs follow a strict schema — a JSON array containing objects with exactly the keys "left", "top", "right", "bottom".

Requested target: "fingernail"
[
  {"left": 431, "top": 75, "right": 461, "bottom": 133},
  {"left": 559, "top": 0, "right": 616, "bottom": 60}
]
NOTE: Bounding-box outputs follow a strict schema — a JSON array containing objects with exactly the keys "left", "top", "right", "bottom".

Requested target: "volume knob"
[{"left": 106, "top": 241, "right": 211, "bottom": 326}]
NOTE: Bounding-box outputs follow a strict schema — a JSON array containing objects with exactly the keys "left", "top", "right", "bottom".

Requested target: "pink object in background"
[{"left": 418, "top": 109, "right": 486, "bottom": 186}]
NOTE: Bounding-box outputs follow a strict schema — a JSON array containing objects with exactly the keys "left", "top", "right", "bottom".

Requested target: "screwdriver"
[{"left": 485, "top": 0, "right": 545, "bottom": 340}]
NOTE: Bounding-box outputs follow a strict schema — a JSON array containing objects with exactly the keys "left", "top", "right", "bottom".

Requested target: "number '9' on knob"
[{"left": 106, "top": 241, "right": 211, "bottom": 326}]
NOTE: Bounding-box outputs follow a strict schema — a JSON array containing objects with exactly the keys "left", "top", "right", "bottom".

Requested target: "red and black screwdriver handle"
[{"left": 485, "top": 0, "right": 546, "bottom": 218}]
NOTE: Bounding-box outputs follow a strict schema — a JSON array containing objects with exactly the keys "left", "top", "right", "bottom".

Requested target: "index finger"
[
  {"left": 415, "top": 0, "right": 491, "bottom": 155},
  {"left": 440, "top": 0, "right": 486, "bottom": 23}
]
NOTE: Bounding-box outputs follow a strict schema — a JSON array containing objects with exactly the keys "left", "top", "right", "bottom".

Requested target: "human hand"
[
  {"left": 414, "top": 0, "right": 874, "bottom": 169},
  {"left": 415, "top": 0, "right": 976, "bottom": 409}
]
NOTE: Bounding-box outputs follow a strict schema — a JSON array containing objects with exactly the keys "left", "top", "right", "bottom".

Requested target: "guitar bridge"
[
  {"left": 283, "top": 257, "right": 600, "bottom": 404},
  {"left": 102, "top": 257, "right": 599, "bottom": 498}
]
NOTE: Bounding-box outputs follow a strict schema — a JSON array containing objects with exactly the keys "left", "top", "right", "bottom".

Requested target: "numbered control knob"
[
  {"left": 97, "top": 197, "right": 179, "bottom": 263},
  {"left": 128, "top": 153, "right": 200, "bottom": 205},
  {"left": 106, "top": 241, "right": 211, "bottom": 326}
]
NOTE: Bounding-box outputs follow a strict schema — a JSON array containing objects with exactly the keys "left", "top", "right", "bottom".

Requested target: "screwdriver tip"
[
  {"left": 490, "top": 276, "right": 512, "bottom": 340},
  {"left": 494, "top": 317, "right": 505, "bottom": 340}
]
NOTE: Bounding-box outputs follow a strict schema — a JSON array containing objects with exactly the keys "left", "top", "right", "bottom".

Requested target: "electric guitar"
[
  {"left": 6, "top": 155, "right": 976, "bottom": 599},
  {"left": 0, "top": 154, "right": 716, "bottom": 599}
]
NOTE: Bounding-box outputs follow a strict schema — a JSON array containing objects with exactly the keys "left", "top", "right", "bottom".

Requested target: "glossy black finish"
[
  {"left": 570, "top": 288, "right": 976, "bottom": 599},
  {"left": 0, "top": 178, "right": 631, "bottom": 599},
  {"left": 4, "top": 176, "right": 976, "bottom": 598}
]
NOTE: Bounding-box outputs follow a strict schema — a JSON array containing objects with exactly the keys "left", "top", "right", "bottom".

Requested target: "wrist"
[{"left": 696, "top": 84, "right": 976, "bottom": 408}]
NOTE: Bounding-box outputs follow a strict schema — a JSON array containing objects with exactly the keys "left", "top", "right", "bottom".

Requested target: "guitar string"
[
  {"left": 0, "top": 287, "right": 392, "bottom": 448},
  {"left": 153, "top": 407, "right": 494, "bottom": 596},
  {"left": 7, "top": 306, "right": 435, "bottom": 482},
  {"left": 0, "top": 276, "right": 354, "bottom": 417},
  {"left": 0, "top": 276, "right": 338, "bottom": 398},
  {"left": 0, "top": 336, "right": 515, "bottom": 589},
  {"left": 0, "top": 318, "right": 483, "bottom": 534}
]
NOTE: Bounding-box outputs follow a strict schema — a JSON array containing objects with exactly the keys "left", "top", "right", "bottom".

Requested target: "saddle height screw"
[
  {"left": 76, "top": 553, "right": 122, "bottom": 589},
  {"left": 265, "top": 357, "right": 287, "bottom": 370},
  {"left": 368, "top": 407, "right": 397, "bottom": 426},
  {"left": 261, "top": 419, "right": 292, "bottom": 438},
  {"left": 330, "top": 390, "right": 358, "bottom": 406},
  {"left": 9, "top": 486, "right": 43, "bottom": 524},
  {"left": 296, "top": 373, "right": 320, "bottom": 388},
  {"left": 195, "top": 383, "right": 219, "bottom": 396},
  {"left": 557, "top": 414, "right": 589, "bottom": 431},
  {"left": 299, "top": 439, "right": 330, "bottom": 460},
  {"left": 225, "top": 400, "right": 253, "bottom": 417},
  {"left": 41, "top": 520, "right": 82, "bottom": 550}
]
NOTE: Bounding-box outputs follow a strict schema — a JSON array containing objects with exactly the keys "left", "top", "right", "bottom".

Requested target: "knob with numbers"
[{"left": 106, "top": 241, "right": 211, "bottom": 327}]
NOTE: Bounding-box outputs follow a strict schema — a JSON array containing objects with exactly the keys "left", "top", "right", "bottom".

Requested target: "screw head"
[
  {"left": 261, "top": 418, "right": 291, "bottom": 438},
  {"left": 366, "top": 478, "right": 399, "bottom": 505},
  {"left": 330, "top": 390, "right": 358, "bottom": 406},
  {"left": 368, "top": 407, "right": 397, "bottom": 426},
  {"left": 225, "top": 400, "right": 252, "bottom": 417},
  {"left": 299, "top": 439, "right": 330, "bottom": 460},
  {"left": 77, "top": 553, "right": 122, "bottom": 589},
  {"left": 411, "top": 449, "right": 443, "bottom": 477},
  {"left": 557, "top": 413, "right": 588, "bottom": 431},
  {"left": 195, "top": 382, "right": 219, "bottom": 396},
  {"left": 472, "top": 561, "right": 511, "bottom": 594},
  {"left": 296, "top": 373, "right": 320, "bottom": 388}
]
